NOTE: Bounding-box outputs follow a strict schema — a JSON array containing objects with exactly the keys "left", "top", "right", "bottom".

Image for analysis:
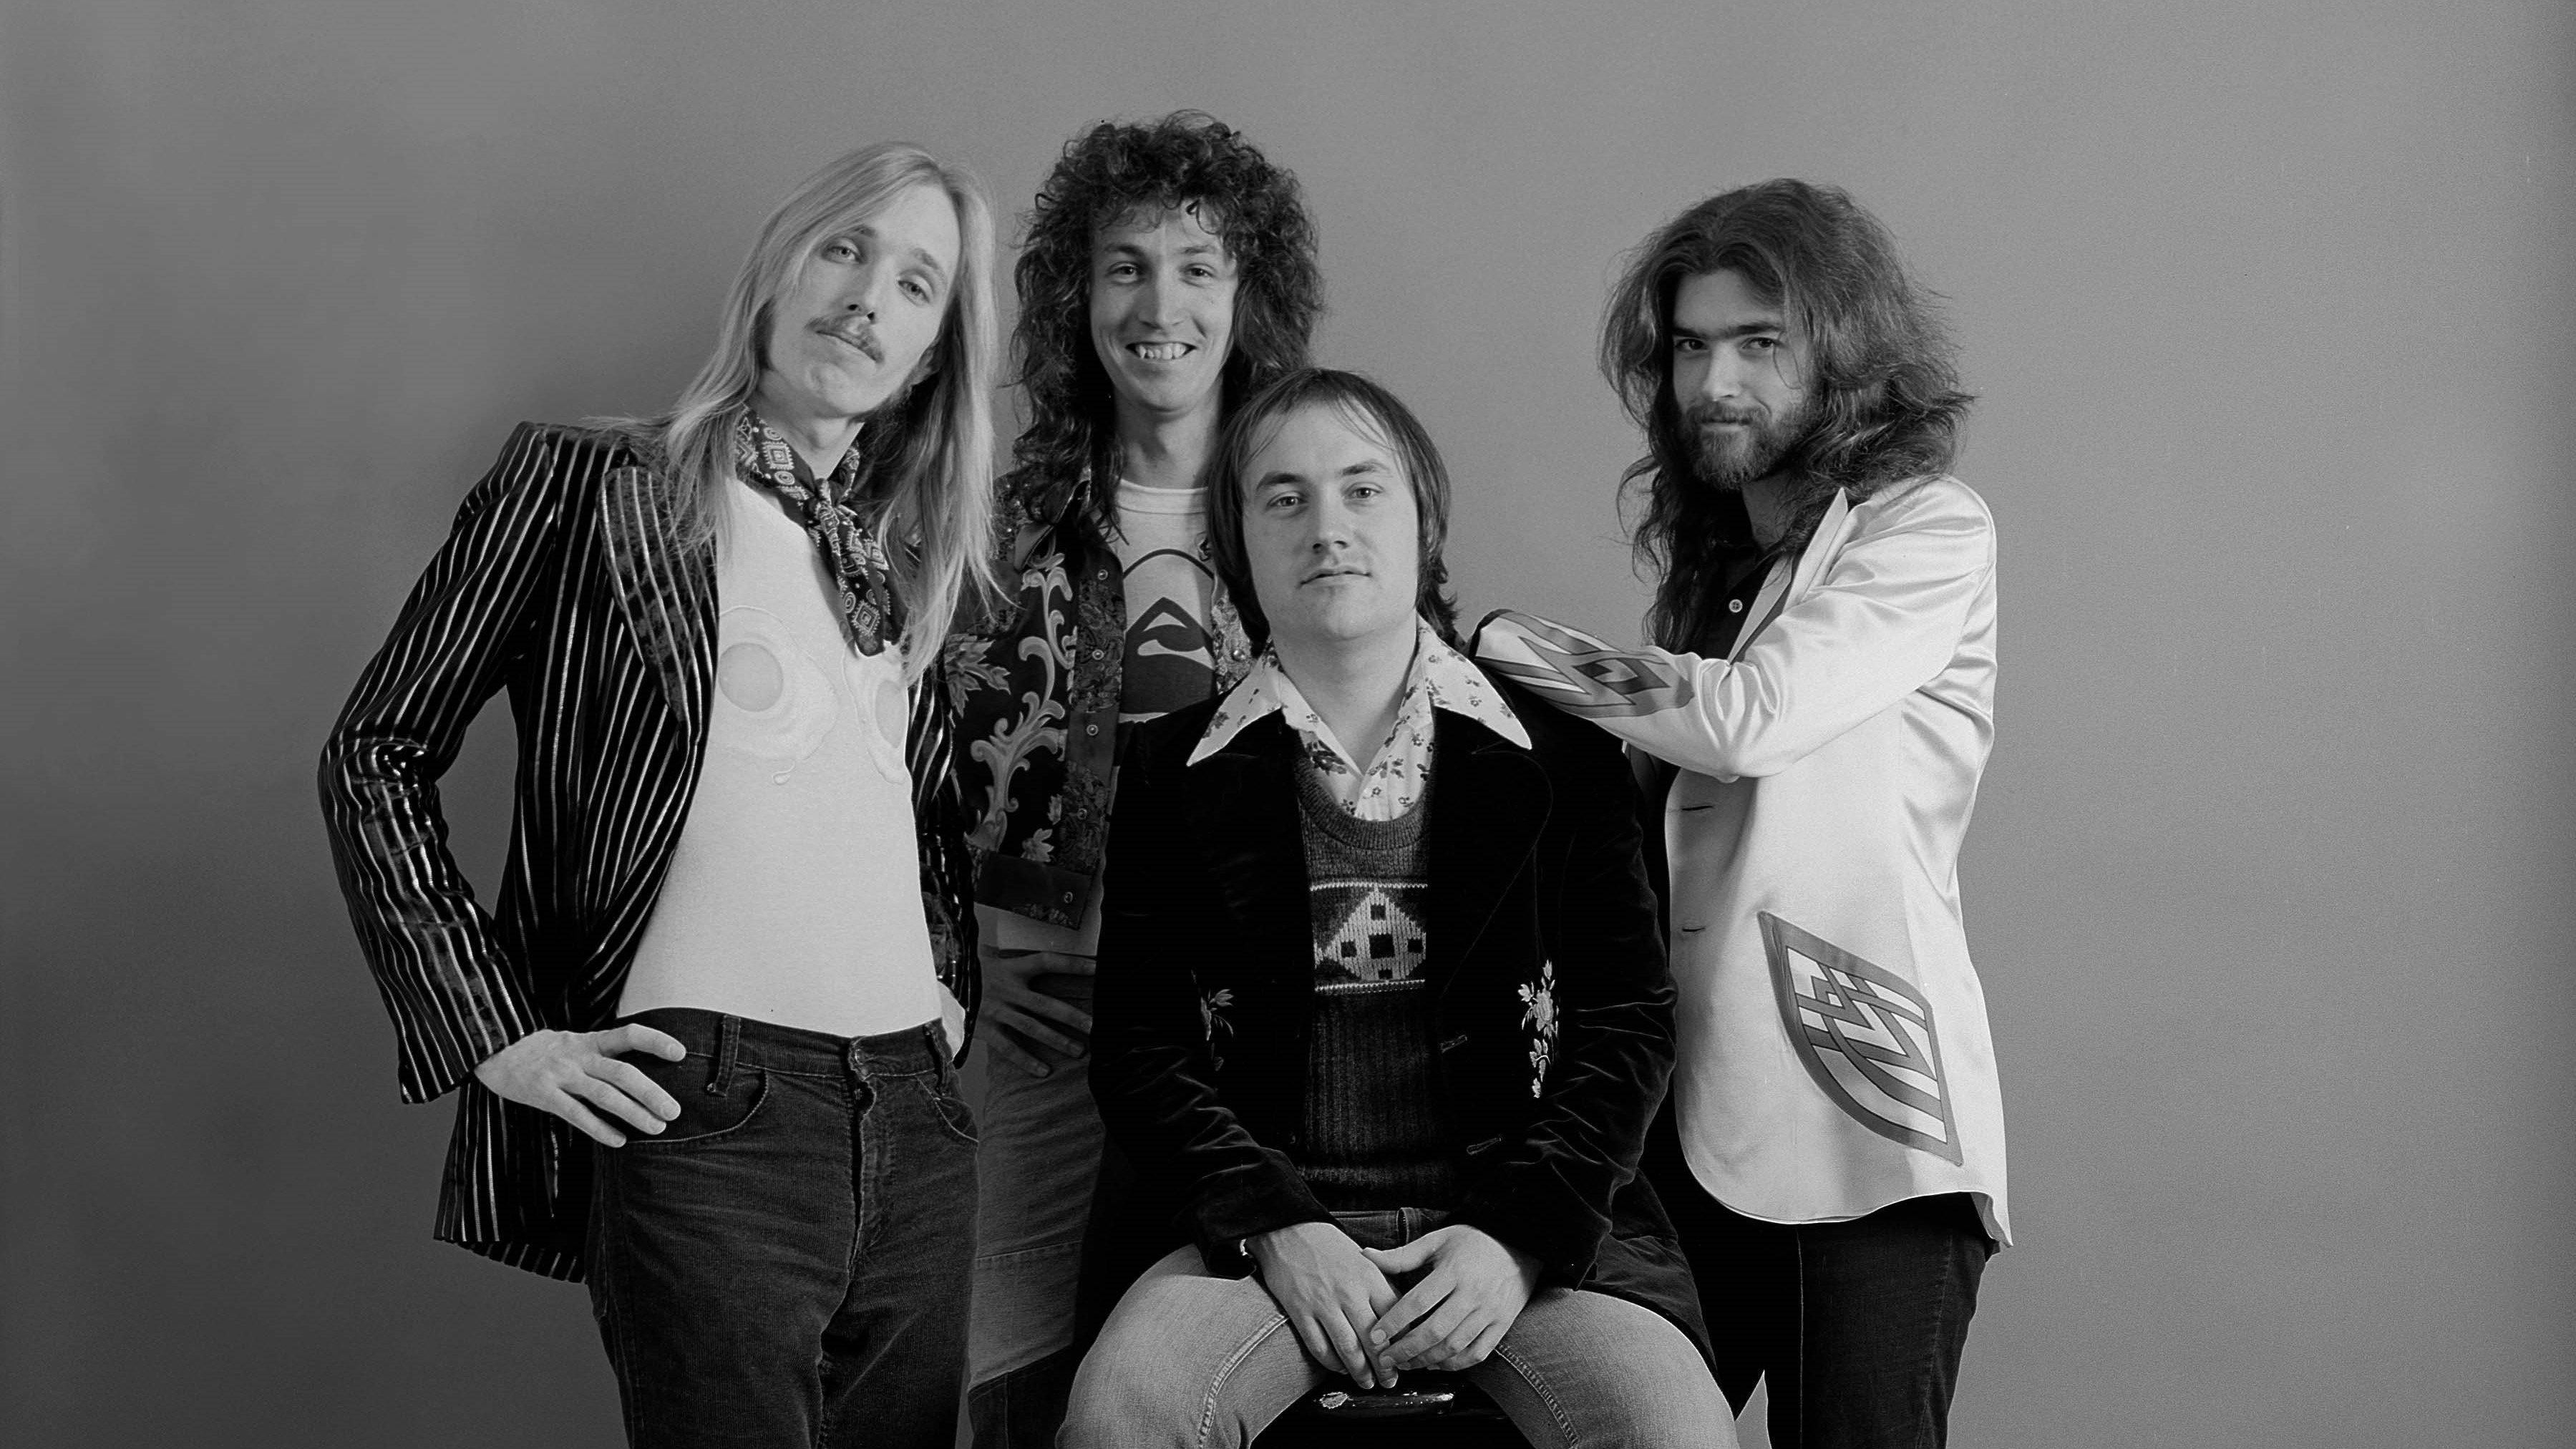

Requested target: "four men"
[{"left": 324, "top": 118, "right": 2005, "bottom": 1449}]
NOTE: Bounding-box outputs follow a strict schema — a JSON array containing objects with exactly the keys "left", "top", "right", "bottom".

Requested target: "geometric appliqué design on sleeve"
[
  {"left": 1761, "top": 912, "right": 1964, "bottom": 1165},
  {"left": 1311, "top": 879, "right": 1431, "bottom": 989}
]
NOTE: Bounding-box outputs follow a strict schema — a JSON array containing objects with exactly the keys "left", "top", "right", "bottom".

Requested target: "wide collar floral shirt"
[{"left": 1190, "top": 619, "right": 1529, "bottom": 821}]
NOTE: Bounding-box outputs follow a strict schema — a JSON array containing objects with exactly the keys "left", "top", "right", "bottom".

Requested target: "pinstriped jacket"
[{"left": 320, "top": 421, "right": 978, "bottom": 1282}]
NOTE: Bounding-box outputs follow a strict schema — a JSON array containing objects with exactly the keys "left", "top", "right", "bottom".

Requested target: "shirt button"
[
  {"left": 1060, "top": 891, "right": 1075, "bottom": 904},
  {"left": 1090, "top": 648, "right": 1104, "bottom": 660},
  {"left": 1729, "top": 599, "right": 1745, "bottom": 613},
  {"left": 1085, "top": 723, "right": 1100, "bottom": 736}
]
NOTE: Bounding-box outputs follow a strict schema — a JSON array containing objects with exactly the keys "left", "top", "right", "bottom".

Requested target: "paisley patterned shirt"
[{"left": 1190, "top": 620, "right": 1528, "bottom": 821}]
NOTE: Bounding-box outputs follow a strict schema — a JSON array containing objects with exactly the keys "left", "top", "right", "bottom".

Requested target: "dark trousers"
[
  {"left": 586, "top": 1008, "right": 979, "bottom": 1449},
  {"left": 1643, "top": 1101, "right": 1991, "bottom": 1449}
]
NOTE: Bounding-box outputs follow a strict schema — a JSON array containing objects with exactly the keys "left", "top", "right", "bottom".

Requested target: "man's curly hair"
[{"left": 1007, "top": 112, "right": 1322, "bottom": 535}]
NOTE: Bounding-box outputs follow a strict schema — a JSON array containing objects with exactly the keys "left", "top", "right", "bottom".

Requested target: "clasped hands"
[{"left": 1248, "top": 1220, "right": 1541, "bottom": 1389}]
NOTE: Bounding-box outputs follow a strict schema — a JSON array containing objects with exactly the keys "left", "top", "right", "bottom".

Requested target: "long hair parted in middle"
[
  {"left": 1205, "top": 368, "right": 1460, "bottom": 650},
  {"left": 1007, "top": 111, "right": 1323, "bottom": 535},
  {"left": 626, "top": 141, "right": 1003, "bottom": 678},
  {"left": 1600, "top": 178, "right": 1973, "bottom": 651}
]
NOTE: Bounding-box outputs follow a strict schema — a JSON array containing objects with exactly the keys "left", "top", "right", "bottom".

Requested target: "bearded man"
[{"left": 1477, "top": 178, "right": 2009, "bottom": 1449}]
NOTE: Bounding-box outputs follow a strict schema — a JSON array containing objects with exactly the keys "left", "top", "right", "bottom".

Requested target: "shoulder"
[
  {"left": 1481, "top": 668, "right": 1626, "bottom": 783},
  {"left": 474, "top": 421, "right": 653, "bottom": 496},
  {"left": 1854, "top": 472, "right": 1995, "bottom": 541},
  {"left": 1840, "top": 473, "right": 1996, "bottom": 574}
]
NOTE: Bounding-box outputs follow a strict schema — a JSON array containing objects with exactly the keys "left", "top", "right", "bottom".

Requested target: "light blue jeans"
[
  {"left": 966, "top": 1023, "right": 1104, "bottom": 1438},
  {"left": 1061, "top": 1220, "right": 1735, "bottom": 1449}
]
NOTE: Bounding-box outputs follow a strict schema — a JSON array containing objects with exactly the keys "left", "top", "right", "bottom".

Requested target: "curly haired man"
[{"left": 946, "top": 111, "right": 1323, "bottom": 1446}]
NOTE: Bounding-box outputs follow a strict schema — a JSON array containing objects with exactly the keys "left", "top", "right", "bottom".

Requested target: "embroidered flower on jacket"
[
  {"left": 1199, "top": 987, "right": 1236, "bottom": 1071},
  {"left": 1517, "top": 962, "right": 1560, "bottom": 1098}
]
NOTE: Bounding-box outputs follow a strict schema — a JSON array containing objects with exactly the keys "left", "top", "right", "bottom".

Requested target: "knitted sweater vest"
[{"left": 1293, "top": 760, "right": 1461, "bottom": 1211}]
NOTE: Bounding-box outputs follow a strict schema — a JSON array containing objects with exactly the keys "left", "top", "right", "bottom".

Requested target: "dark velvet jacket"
[{"left": 1085, "top": 668, "right": 1709, "bottom": 1354}]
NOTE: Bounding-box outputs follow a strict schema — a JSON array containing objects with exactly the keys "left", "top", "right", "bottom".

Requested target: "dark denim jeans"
[
  {"left": 586, "top": 1008, "right": 978, "bottom": 1449},
  {"left": 1645, "top": 1101, "right": 1991, "bottom": 1449}
]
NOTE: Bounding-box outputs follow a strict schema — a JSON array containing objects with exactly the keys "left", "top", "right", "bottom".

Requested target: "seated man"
[{"left": 1062, "top": 369, "right": 1734, "bottom": 1448}]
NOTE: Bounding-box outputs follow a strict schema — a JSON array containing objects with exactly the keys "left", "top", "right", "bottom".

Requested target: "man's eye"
[
  {"left": 902, "top": 278, "right": 933, "bottom": 303},
  {"left": 1744, "top": 336, "right": 1777, "bottom": 353},
  {"left": 824, "top": 242, "right": 858, "bottom": 262},
  {"left": 1673, "top": 338, "right": 1703, "bottom": 354}
]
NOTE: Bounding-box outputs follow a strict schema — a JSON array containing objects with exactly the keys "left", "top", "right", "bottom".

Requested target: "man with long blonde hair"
[{"left": 321, "top": 141, "right": 1001, "bottom": 1448}]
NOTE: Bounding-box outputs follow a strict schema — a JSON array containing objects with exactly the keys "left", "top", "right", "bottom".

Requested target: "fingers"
[
  {"left": 601, "top": 1023, "right": 686, "bottom": 1061},
  {"left": 1385, "top": 1279, "right": 1470, "bottom": 1367},
  {"left": 993, "top": 1001, "right": 1087, "bottom": 1057},
  {"left": 1285, "top": 1316, "right": 1347, "bottom": 1387},
  {"left": 983, "top": 1027, "right": 1054, "bottom": 1078},
  {"left": 1367, "top": 1274, "right": 1441, "bottom": 1352},
  {"left": 551, "top": 1092, "right": 630, "bottom": 1148},
  {"left": 996, "top": 1013, "right": 1084, "bottom": 1063},
  {"left": 1318, "top": 1309, "right": 1378, "bottom": 1389},
  {"left": 1361, "top": 1239, "right": 1432, "bottom": 1275},
  {"left": 1011, "top": 989, "right": 1094, "bottom": 1037},
  {"left": 592, "top": 1056, "right": 682, "bottom": 1124},
  {"left": 564, "top": 1072, "right": 669, "bottom": 1136},
  {"left": 1416, "top": 1319, "right": 1509, "bottom": 1373}
]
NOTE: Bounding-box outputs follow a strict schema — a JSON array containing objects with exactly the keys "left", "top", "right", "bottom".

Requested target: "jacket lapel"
[
  {"left": 1784, "top": 487, "right": 1857, "bottom": 607},
  {"left": 598, "top": 462, "right": 716, "bottom": 742},
  {"left": 1426, "top": 712, "right": 1550, "bottom": 996},
  {"left": 1186, "top": 715, "right": 1314, "bottom": 986}
]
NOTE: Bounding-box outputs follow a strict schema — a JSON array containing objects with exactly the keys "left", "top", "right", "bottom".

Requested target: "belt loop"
[
  {"left": 921, "top": 1023, "right": 948, "bottom": 1074},
  {"left": 707, "top": 1014, "right": 741, "bottom": 1096}
]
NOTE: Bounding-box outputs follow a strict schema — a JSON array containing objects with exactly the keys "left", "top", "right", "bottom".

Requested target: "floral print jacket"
[{"left": 946, "top": 469, "right": 1253, "bottom": 928}]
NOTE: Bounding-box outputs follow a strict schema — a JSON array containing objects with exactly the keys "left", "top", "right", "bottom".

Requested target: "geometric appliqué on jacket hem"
[{"left": 1761, "top": 912, "right": 1964, "bottom": 1166}]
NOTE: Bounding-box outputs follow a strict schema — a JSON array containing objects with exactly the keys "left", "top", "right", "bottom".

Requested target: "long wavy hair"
[
  {"left": 1206, "top": 369, "right": 1461, "bottom": 649},
  {"left": 1007, "top": 112, "right": 1322, "bottom": 537},
  {"left": 605, "top": 142, "right": 1001, "bottom": 678},
  {"left": 1601, "top": 179, "right": 1973, "bottom": 650}
]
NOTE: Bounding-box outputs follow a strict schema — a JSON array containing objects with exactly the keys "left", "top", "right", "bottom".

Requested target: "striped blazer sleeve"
[{"left": 319, "top": 423, "right": 569, "bottom": 1103}]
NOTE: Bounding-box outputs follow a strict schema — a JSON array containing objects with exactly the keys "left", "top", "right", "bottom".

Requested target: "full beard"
[{"left": 1683, "top": 397, "right": 1812, "bottom": 490}]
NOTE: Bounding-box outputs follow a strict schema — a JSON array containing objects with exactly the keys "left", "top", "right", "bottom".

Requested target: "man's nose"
[
  {"left": 1139, "top": 269, "right": 1184, "bottom": 328},
  {"left": 1690, "top": 356, "right": 1742, "bottom": 403},
  {"left": 842, "top": 264, "right": 890, "bottom": 318},
  {"left": 1308, "top": 498, "right": 1354, "bottom": 548}
]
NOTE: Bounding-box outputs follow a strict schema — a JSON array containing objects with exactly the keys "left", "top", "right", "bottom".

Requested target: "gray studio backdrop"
[{"left": 4, "top": 1, "right": 2570, "bottom": 1445}]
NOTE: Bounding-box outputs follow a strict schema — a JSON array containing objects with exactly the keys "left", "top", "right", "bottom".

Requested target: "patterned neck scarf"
[{"left": 734, "top": 410, "right": 899, "bottom": 656}]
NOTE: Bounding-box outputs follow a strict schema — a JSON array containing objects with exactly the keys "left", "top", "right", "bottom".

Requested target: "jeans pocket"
[
  {"left": 623, "top": 1057, "right": 770, "bottom": 1149},
  {"left": 917, "top": 1072, "right": 981, "bottom": 1147}
]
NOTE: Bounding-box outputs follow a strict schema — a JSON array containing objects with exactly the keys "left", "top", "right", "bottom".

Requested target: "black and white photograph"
[{"left": 4, "top": 1, "right": 2569, "bottom": 1445}]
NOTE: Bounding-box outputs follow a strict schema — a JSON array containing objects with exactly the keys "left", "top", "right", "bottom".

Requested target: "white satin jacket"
[{"left": 1476, "top": 474, "right": 2008, "bottom": 1245}]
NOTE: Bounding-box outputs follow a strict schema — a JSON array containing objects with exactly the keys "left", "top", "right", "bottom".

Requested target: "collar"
[
  {"left": 737, "top": 409, "right": 865, "bottom": 500},
  {"left": 1190, "top": 618, "right": 1527, "bottom": 766}
]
